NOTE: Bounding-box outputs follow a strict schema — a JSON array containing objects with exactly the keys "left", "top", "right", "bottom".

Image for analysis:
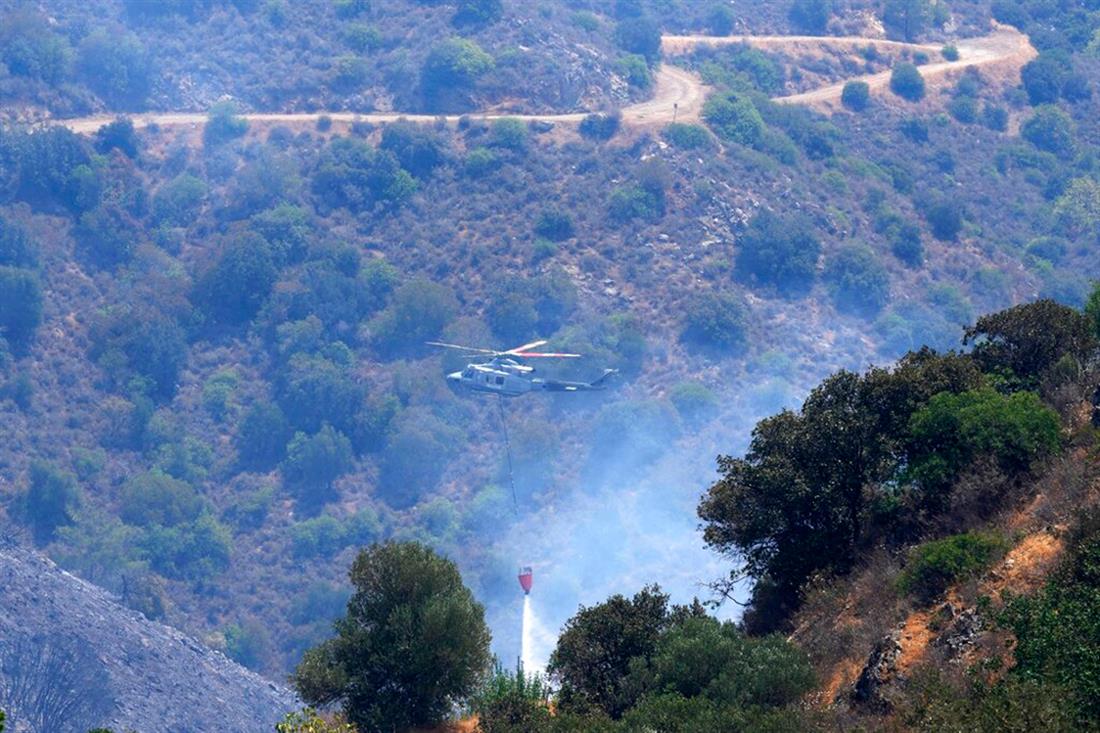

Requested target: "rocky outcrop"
[
  {"left": 850, "top": 629, "right": 903, "bottom": 710},
  {"left": 0, "top": 537, "right": 299, "bottom": 733}
]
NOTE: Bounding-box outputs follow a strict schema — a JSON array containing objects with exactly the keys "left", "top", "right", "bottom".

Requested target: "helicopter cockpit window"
[
  {"left": 462, "top": 368, "right": 474, "bottom": 378},
  {"left": 495, "top": 376, "right": 505, "bottom": 385}
]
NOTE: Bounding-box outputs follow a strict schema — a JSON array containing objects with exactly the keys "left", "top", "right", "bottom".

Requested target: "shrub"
[
  {"left": 533, "top": 209, "right": 574, "bottom": 241},
  {"left": 735, "top": 211, "right": 820, "bottom": 295},
  {"left": 702, "top": 92, "right": 765, "bottom": 147},
  {"left": 464, "top": 146, "right": 498, "bottom": 176},
  {"left": 680, "top": 291, "right": 749, "bottom": 352},
  {"left": 379, "top": 122, "right": 449, "bottom": 178},
  {"left": 789, "top": 0, "right": 830, "bottom": 34},
  {"left": 1021, "top": 53, "right": 1069, "bottom": 105},
  {"left": 1021, "top": 105, "right": 1075, "bottom": 157},
  {"left": 489, "top": 118, "right": 527, "bottom": 152},
  {"left": 898, "top": 532, "right": 1006, "bottom": 602},
  {"left": 119, "top": 471, "right": 203, "bottom": 527},
  {"left": 77, "top": 30, "right": 152, "bottom": 109},
  {"left": 840, "top": 80, "right": 870, "bottom": 111},
  {"left": 942, "top": 44, "right": 959, "bottom": 61},
  {"left": 923, "top": 198, "right": 964, "bottom": 241},
  {"left": 94, "top": 117, "right": 139, "bottom": 157},
  {"left": 313, "top": 138, "right": 416, "bottom": 211},
  {"left": 947, "top": 95, "right": 978, "bottom": 124},
  {"left": 421, "top": 37, "right": 494, "bottom": 109},
  {"left": 453, "top": 0, "right": 503, "bottom": 27},
  {"left": 616, "top": 53, "right": 651, "bottom": 88},
  {"left": 141, "top": 513, "right": 232, "bottom": 580},
  {"left": 24, "top": 461, "right": 81, "bottom": 543},
  {"left": 608, "top": 184, "right": 664, "bottom": 224},
  {"left": 889, "top": 221, "right": 924, "bottom": 266},
  {"left": 883, "top": 0, "right": 932, "bottom": 41},
  {"left": 890, "top": 62, "right": 926, "bottom": 101},
  {"left": 824, "top": 245, "right": 889, "bottom": 316},
  {"left": 153, "top": 174, "right": 207, "bottom": 227},
  {"left": 236, "top": 402, "right": 292, "bottom": 470},
  {"left": 614, "top": 16, "right": 661, "bottom": 63},
  {"left": 369, "top": 279, "right": 458, "bottom": 355},
  {"left": 204, "top": 101, "right": 248, "bottom": 146},
  {"left": 0, "top": 266, "right": 43, "bottom": 352},
  {"left": 194, "top": 233, "right": 277, "bottom": 326},
  {"left": 282, "top": 425, "right": 354, "bottom": 508},
  {"left": 471, "top": 664, "right": 552, "bottom": 733},
  {"left": 579, "top": 112, "right": 621, "bottom": 141},
  {"left": 662, "top": 123, "right": 712, "bottom": 149},
  {"left": 980, "top": 104, "right": 1008, "bottom": 131}
]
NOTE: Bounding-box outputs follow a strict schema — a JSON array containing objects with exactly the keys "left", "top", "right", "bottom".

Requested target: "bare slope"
[{"left": 0, "top": 537, "right": 298, "bottom": 733}]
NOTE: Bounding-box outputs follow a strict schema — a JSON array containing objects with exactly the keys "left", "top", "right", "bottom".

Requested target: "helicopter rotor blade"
[
  {"left": 514, "top": 352, "right": 582, "bottom": 358},
  {"left": 505, "top": 339, "right": 549, "bottom": 355},
  {"left": 425, "top": 341, "right": 498, "bottom": 355}
]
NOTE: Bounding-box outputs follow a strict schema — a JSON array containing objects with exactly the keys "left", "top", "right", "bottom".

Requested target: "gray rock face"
[{"left": 0, "top": 538, "right": 299, "bottom": 733}]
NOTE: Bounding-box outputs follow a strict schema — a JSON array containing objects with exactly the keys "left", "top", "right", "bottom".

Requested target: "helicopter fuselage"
[{"left": 447, "top": 358, "right": 615, "bottom": 397}]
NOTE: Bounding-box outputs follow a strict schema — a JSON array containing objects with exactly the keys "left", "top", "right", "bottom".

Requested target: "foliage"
[
  {"left": 705, "top": 4, "right": 735, "bottom": 36},
  {"left": 613, "top": 17, "right": 661, "bottom": 64},
  {"left": 579, "top": 112, "right": 621, "bottom": 141},
  {"left": 1021, "top": 105, "right": 1075, "bottom": 157},
  {"left": 963, "top": 300, "right": 1096, "bottom": 386},
  {"left": 549, "top": 585, "right": 674, "bottom": 719},
  {"left": 534, "top": 209, "right": 575, "bottom": 241},
  {"left": 194, "top": 233, "right": 277, "bottom": 326},
  {"left": 824, "top": 245, "right": 889, "bottom": 316},
  {"left": 23, "top": 461, "right": 81, "bottom": 543},
  {"left": 453, "top": 0, "right": 503, "bottom": 27},
  {"left": 890, "top": 62, "right": 926, "bottom": 101},
  {"left": 204, "top": 101, "right": 249, "bottom": 146},
  {"left": 236, "top": 401, "right": 292, "bottom": 470},
  {"left": 735, "top": 210, "right": 820, "bottom": 295},
  {"left": 616, "top": 53, "right": 651, "bottom": 89},
  {"left": 471, "top": 663, "right": 552, "bottom": 733},
  {"left": 662, "top": 123, "right": 712, "bottom": 150},
  {"left": 0, "top": 266, "right": 43, "bottom": 352},
  {"left": 883, "top": 0, "right": 933, "bottom": 41},
  {"left": 906, "top": 389, "right": 1061, "bottom": 501},
  {"left": 379, "top": 122, "right": 449, "bottom": 179},
  {"left": 923, "top": 197, "right": 964, "bottom": 241},
  {"left": 789, "top": 0, "right": 830, "bottom": 34},
  {"left": 0, "top": 216, "right": 38, "bottom": 269},
  {"left": 293, "top": 542, "right": 491, "bottom": 732},
  {"left": 702, "top": 92, "right": 765, "bottom": 147},
  {"left": 313, "top": 138, "right": 416, "bottom": 211},
  {"left": 369, "top": 278, "right": 457, "bottom": 354},
  {"left": 897, "top": 532, "right": 1007, "bottom": 601},
  {"left": 276, "top": 709, "right": 356, "bottom": 733},
  {"left": 421, "top": 37, "right": 494, "bottom": 110},
  {"left": 680, "top": 291, "right": 749, "bottom": 353},
  {"left": 282, "top": 425, "right": 355, "bottom": 508},
  {"left": 489, "top": 118, "right": 528, "bottom": 152},
  {"left": 119, "top": 471, "right": 202, "bottom": 527},
  {"left": 1001, "top": 512, "right": 1100, "bottom": 723},
  {"left": 153, "top": 174, "right": 206, "bottom": 227},
  {"left": 77, "top": 30, "right": 152, "bottom": 109},
  {"left": 841, "top": 80, "right": 870, "bottom": 111}
]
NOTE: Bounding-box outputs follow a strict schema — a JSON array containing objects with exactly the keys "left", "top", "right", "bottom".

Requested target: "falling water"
[{"left": 521, "top": 595, "right": 535, "bottom": 672}]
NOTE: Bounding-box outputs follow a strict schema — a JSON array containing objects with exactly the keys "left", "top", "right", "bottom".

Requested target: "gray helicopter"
[{"left": 428, "top": 339, "right": 617, "bottom": 397}]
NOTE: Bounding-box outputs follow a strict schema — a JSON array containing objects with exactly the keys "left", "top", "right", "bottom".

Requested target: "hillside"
[
  {"left": 0, "top": 0, "right": 1099, "bottom": 720},
  {"left": 0, "top": 535, "right": 298, "bottom": 732}
]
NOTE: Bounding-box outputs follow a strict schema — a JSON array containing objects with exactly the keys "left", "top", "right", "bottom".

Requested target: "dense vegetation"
[{"left": 2, "top": 0, "right": 1100, "bottom": 730}]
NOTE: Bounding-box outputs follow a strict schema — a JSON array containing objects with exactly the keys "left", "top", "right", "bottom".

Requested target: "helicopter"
[{"left": 427, "top": 339, "right": 617, "bottom": 397}]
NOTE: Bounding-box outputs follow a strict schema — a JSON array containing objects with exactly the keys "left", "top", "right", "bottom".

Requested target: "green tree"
[
  {"left": 702, "top": 92, "right": 765, "bottom": 147},
  {"left": 293, "top": 542, "right": 492, "bottom": 732},
  {"left": 824, "top": 245, "right": 889, "bottom": 316},
  {"left": 890, "top": 62, "right": 926, "bottom": 100},
  {"left": 236, "top": 401, "right": 292, "bottom": 470},
  {"left": 924, "top": 197, "right": 964, "bottom": 241},
  {"left": 1021, "top": 105, "right": 1076, "bottom": 157},
  {"left": 963, "top": 300, "right": 1096, "bottom": 386},
  {"left": 905, "top": 389, "right": 1061, "bottom": 502},
  {"left": 453, "top": 0, "right": 503, "bottom": 26},
  {"left": 204, "top": 101, "right": 249, "bottom": 146},
  {"left": 281, "top": 425, "right": 354, "bottom": 507},
  {"left": 549, "top": 585, "right": 674, "bottom": 718},
  {"left": 883, "top": 0, "right": 932, "bottom": 41},
  {"left": 706, "top": 4, "right": 735, "bottom": 35},
  {"left": 94, "top": 117, "right": 140, "bottom": 158},
  {"left": 897, "top": 532, "right": 1007, "bottom": 602},
  {"left": 614, "top": 17, "right": 661, "bottom": 64},
  {"left": 313, "top": 138, "right": 416, "bottom": 211},
  {"left": 0, "top": 266, "right": 43, "bottom": 352},
  {"left": 0, "top": 215, "right": 38, "bottom": 269},
  {"left": 77, "top": 30, "right": 152, "bottom": 108},
  {"left": 369, "top": 278, "right": 458, "bottom": 354},
  {"left": 735, "top": 211, "right": 820, "bottom": 295},
  {"left": 119, "top": 470, "right": 203, "bottom": 527},
  {"left": 421, "top": 38, "right": 494, "bottom": 110},
  {"left": 789, "top": 0, "right": 831, "bottom": 34},
  {"left": 23, "top": 460, "right": 81, "bottom": 543},
  {"left": 194, "top": 233, "right": 277, "bottom": 325},
  {"left": 1021, "top": 53, "right": 1070, "bottom": 105},
  {"left": 841, "top": 80, "right": 870, "bottom": 111},
  {"left": 680, "top": 291, "right": 749, "bottom": 352},
  {"left": 379, "top": 122, "right": 449, "bottom": 179},
  {"left": 153, "top": 174, "right": 207, "bottom": 227}
]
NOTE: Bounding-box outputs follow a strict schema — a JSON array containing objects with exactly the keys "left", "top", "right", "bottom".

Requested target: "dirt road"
[{"left": 55, "top": 27, "right": 1032, "bottom": 135}]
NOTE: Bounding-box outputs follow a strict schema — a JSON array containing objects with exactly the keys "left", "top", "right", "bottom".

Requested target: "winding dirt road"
[{"left": 56, "top": 26, "right": 1033, "bottom": 135}]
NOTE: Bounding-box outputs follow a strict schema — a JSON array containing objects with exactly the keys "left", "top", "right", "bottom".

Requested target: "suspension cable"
[{"left": 497, "top": 394, "right": 519, "bottom": 513}]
